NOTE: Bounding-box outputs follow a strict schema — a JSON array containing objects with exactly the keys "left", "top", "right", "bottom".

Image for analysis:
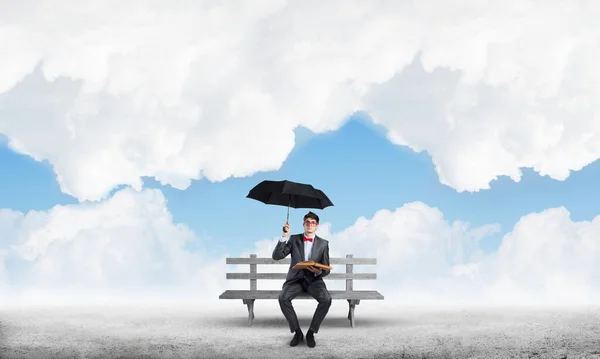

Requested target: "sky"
[{"left": 2, "top": 1, "right": 600, "bottom": 307}]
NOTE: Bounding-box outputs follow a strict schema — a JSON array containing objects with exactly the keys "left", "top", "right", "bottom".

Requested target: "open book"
[{"left": 292, "top": 260, "right": 333, "bottom": 271}]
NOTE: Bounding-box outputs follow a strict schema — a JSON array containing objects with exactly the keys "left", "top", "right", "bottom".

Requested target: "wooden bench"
[{"left": 219, "top": 254, "right": 384, "bottom": 327}]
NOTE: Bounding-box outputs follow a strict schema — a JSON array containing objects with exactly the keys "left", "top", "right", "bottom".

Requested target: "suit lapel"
[{"left": 309, "top": 236, "right": 320, "bottom": 261}]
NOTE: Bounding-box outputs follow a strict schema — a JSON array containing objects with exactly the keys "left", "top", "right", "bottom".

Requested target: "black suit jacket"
[{"left": 272, "top": 233, "right": 331, "bottom": 286}]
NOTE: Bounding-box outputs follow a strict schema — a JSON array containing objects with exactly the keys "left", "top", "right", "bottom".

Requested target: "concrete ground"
[{"left": 1, "top": 300, "right": 600, "bottom": 358}]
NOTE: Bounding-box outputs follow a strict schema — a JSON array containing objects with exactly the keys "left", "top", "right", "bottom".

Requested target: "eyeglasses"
[{"left": 303, "top": 220, "right": 318, "bottom": 226}]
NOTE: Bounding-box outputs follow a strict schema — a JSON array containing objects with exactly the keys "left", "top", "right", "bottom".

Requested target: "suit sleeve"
[
  {"left": 316, "top": 242, "right": 331, "bottom": 278},
  {"left": 272, "top": 236, "right": 293, "bottom": 260}
]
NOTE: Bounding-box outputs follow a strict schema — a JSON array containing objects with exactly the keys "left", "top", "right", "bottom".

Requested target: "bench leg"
[
  {"left": 347, "top": 299, "right": 360, "bottom": 328},
  {"left": 242, "top": 299, "right": 255, "bottom": 326}
]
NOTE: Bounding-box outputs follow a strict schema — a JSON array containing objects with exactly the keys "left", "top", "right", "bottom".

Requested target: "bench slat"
[
  {"left": 219, "top": 290, "right": 384, "bottom": 300},
  {"left": 226, "top": 258, "right": 377, "bottom": 265},
  {"left": 226, "top": 273, "right": 376, "bottom": 280}
]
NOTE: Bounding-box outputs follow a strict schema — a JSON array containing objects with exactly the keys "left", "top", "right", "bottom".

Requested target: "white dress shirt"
[{"left": 280, "top": 234, "right": 322, "bottom": 276}]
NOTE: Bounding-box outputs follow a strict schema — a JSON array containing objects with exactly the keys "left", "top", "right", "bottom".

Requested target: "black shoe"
[
  {"left": 306, "top": 330, "right": 315, "bottom": 348},
  {"left": 290, "top": 329, "right": 303, "bottom": 347}
]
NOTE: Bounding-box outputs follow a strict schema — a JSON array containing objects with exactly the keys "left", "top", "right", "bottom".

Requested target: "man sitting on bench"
[{"left": 272, "top": 211, "right": 332, "bottom": 348}]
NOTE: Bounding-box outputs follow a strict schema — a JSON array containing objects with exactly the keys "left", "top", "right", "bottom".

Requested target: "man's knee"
[
  {"left": 279, "top": 291, "right": 292, "bottom": 303},
  {"left": 317, "top": 295, "right": 332, "bottom": 305}
]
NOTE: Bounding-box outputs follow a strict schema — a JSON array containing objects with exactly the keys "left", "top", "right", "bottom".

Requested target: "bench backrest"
[{"left": 226, "top": 254, "right": 376, "bottom": 291}]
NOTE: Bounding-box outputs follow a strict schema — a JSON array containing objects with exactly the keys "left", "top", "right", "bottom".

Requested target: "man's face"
[{"left": 303, "top": 218, "right": 318, "bottom": 234}]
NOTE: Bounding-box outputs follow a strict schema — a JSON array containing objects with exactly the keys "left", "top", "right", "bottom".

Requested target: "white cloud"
[
  {"left": 481, "top": 207, "right": 600, "bottom": 306},
  {"left": 0, "top": 187, "right": 229, "bottom": 305},
  {"left": 319, "top": 203, "right": 600, "bottom": 306},
  {"left": 317, "top": 203, "right": 502, "bottom": 304},
  {"left": 2, "top": 1, "right": 600, "bottom": 200}
]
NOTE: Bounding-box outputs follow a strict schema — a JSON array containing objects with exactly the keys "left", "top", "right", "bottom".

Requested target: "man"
[{"left": 272, "top": 211, "right": 332, "bottom": 348}]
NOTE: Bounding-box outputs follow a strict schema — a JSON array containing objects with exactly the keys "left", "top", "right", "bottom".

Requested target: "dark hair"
[{"left": 304, "top": 211, "right": 319, "bottom": 223}]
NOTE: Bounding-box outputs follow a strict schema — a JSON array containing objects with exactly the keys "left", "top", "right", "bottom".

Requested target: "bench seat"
[{"left": 219, "top": 290, "right": 384, "bottom": 300}]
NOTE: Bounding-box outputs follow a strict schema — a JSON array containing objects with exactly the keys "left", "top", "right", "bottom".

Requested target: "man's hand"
[
  {"left": 305, "top": 265, "right": 320, "bottom": 273},
  {"left": 282, "top": 222, "right": 290, "bottom": 237}
]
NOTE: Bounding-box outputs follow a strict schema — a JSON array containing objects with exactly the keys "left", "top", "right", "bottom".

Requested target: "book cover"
[{"left": 292, "top": 260, "right": 333, "bottom": 271}]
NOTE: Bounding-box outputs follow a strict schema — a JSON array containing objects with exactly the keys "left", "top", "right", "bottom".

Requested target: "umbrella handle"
[
  {"left": 283, "top": 196, "right": 290, "bottom": 232},
  {"left": 286, "top": 195, "right": 291, "bottom": 222},
  {"left": 282, "top": 219, "right": 289, "bottom": 233}
]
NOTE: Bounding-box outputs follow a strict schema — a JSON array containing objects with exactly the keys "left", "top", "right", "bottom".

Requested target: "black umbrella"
[{"left": 246, "top": 180, "right": 334, "bottom": 224}]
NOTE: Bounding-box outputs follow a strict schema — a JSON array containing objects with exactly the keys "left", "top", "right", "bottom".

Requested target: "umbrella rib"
[{"left": 267, "top": 191, "right": 278, "bottom": 204}]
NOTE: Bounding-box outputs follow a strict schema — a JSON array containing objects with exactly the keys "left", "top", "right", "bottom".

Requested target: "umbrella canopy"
[{"left": 246, "top": 180, "right": 334, "bottom": 221}]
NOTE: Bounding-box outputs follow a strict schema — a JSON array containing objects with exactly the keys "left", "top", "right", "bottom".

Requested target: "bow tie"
[{"left": 303, "top": 236, "right": 313, "bottom": 242}]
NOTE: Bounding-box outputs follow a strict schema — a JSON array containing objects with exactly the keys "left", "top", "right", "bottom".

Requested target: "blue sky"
[
  {"left": 2, "top": 1, "right": 600, "bottom": 306},
  {"left": 3, "top": 115, "right": 600, "bottom": 258}
]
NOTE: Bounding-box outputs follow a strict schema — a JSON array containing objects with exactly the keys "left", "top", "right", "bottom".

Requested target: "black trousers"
[{"left": 278, "top": 277, "right": 332, "bottom": 333}]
